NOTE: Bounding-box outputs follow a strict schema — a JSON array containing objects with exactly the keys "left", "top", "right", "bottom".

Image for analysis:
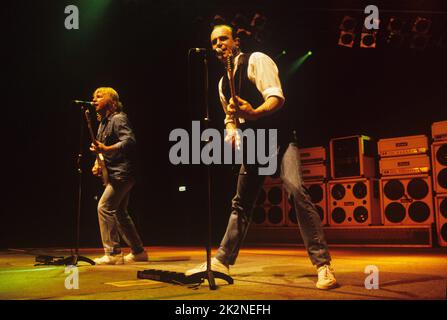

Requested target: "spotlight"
[
  {"left": 410, "top": 16, "right": 432, "bottom": 50},
  {"left": 211, "top": 14, "right": 226, "bottom": 27},
  {"left": 386, "top": 17, "right": 405, "bottom": 48},
  {"left": 412, "top": 17, "right": 431, "bottom": 34},
  {"left": 338, "top": 16, "right": 357, "bottom": 48},
  {"left": 251, "top": 13, "right": 267, "bottom": 29},
  {"left": 360, "top": 29, "right": 377, "bottom": 48}
]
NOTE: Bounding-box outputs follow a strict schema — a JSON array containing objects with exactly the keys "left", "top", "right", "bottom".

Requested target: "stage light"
[
  {"left": 410, "top": 17, "right": 432, "bottom": 50},
  {"left": 179, "top": 186, "right": 186, "bottom": 192},
  {"left": 338, "top": 16, "right": 357, "bottom": 48},
  {"left": 287, "top": 51, "right": 313, "bottom": 77},
  {"left": 360, "top": 30, "right": 377, "bottom": 48},
  {"left": 385, "top": 17, "right": 406, "bottom": 48},
  {"left": 211, "top": 14, "right": 226, "bottom": 27}
]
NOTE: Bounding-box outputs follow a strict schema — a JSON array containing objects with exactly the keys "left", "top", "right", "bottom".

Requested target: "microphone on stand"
[
  {"left": 72, "top": 100, "right": 94, "bottom": 107},
  {"left": 190, "top": 48, "right": 223, "bottom": 57}
]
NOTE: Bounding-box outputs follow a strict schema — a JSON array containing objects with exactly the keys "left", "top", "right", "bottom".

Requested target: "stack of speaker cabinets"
[
  {"left": 284, "top": 146, "right": 329, "bottom": 226},
  {"left": 431, "top": 121, "right": 447, "bottom": 246},
  {"left": 328, "top": 135, "right": 381, "bottom": 227},
  {"left": 378, "top": 135, "right": 434, "bottom": 226},
  {"left": 252, "top": 164, "right": 285, "bottom": 227}
]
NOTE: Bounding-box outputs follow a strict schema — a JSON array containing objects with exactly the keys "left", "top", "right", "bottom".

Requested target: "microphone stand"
[
  {"left": 137, "top": 51, "right": 233, "bottom": 287},
  {"left": 191, "top": 50, "right": 234, "bottom": 289},
  {"left": 35, "top": 105, "right": 95, "bottom": 266}
]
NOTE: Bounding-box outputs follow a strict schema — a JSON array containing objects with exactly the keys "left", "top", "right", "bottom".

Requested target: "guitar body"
[
  {"left": 96, "top": 153, "right": 109, "bottom": 186},
  {"left": 84, "top": 108, "right": 110, "bottom": 186}
]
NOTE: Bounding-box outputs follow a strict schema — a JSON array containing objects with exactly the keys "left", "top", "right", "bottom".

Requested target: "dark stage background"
[{"left": 3, "top": 0, "right": 447, "bottom": 249}]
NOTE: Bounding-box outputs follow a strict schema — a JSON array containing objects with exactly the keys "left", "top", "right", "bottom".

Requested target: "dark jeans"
[
  {"left": 97, "top": 178, "right": 144, "bottom": 255},
  {"left": 215, "top": 142, "right": 332, "bottom": 266}
]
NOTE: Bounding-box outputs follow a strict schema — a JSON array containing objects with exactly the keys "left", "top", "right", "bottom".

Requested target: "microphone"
[
  {"left": 72, "top": 100, "right": 94, "bottom": 106},
  {"left": 191, "top": 48, "right": 223, "bottom": 56}
]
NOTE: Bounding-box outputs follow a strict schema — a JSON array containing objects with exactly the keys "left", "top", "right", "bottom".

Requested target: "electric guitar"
[
  {"left": 84, "top": 109, "right": 109, "bottom": 186},
  {"left": 225, "top": 50, "right": 242, "bottom": 149}
]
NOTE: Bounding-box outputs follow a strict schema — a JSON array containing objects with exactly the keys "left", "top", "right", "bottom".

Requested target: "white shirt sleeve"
[{"left": 247, "top": 52, "right": 285, "bottom": 102}]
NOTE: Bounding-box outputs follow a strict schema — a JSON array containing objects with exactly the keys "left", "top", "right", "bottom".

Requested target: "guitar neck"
[{"left": 84, "top": 109, "right": 98, "bottom": 145}]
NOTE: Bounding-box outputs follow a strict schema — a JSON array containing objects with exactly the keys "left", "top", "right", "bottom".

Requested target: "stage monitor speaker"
[
  {"left": 378, "top": 135, "right": 429, "bottom": 158},
  {"left": 299, "top": 146, "right": 327, "bottom": 165},
  {"left": 302, "top": 163, "right": 328, "bottom": 182},
  {"left": 252, "top": 183, "right": 285, "bottom": 227},
  {"left": 328, "top": 178, "right": 381, "bottom": 227},
  {"left": 330, "top": 135, "right": 377, "bottom": 179},
  {"left": 379, "top": 154, "right": 431, "bottom": 176},
  {"left": 434, "top": 196, "right": 447, "bottom": 247},
  {"left": 380, "top": 174, "right": 434, "bottom": 225},
  {"left": 431, "top": 120, "right": 447, "bottom": 141},
  {"left": 285, "top": 181, "right": 328, "bottom": 226},
  {"left": 431, "top": 140, "right": 447, "bottom": 195}
]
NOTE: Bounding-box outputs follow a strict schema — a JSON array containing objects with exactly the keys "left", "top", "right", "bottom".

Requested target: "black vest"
[{"left": 221, "top": 52, "right": 291, "bottom": 148}]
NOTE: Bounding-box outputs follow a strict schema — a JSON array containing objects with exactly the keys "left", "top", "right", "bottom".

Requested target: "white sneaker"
[
  {"left": 185, "top": 258, "right": 229, "bottom": 276},
  {"left": 316, "top": 264, "right": 338, "bottom": 289},
  {"left": 94, "top": 253, "right": 124, "bottom": 265},
  {"left": 124, "top": 251, "right": 148, "bottom": 263}
]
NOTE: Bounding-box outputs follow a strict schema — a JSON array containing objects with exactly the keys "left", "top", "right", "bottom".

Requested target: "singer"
[
  {"left": 89, "top": 87, "right": 148, "bottom": 265},
  {"left": 186, "top": 25, "right": 338, "bottom": 289}
]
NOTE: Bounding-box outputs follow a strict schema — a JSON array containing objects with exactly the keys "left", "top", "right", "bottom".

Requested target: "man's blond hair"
[{"left": 93, "top": 87, "right": 123, "bottom": 112}]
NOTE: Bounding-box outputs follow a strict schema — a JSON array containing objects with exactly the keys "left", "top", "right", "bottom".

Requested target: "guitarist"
[
  {"left": 89, "top": 87, "right": 147, "bottom": 265},
  {"left": 186, "top": 25, "right": 338, "bottom": 290}
]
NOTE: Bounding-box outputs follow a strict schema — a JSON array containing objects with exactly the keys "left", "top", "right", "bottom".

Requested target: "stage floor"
[{"left": 0, "top": 246, "right": 446, "bottom": 300}]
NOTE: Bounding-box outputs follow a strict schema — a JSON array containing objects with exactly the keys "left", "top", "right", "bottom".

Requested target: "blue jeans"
[
  {"left": 215, "top": 142, "right": 332, "bottom": 266},
  {"left": 97, "top": 178, "right": 144, "bottom": 255}
]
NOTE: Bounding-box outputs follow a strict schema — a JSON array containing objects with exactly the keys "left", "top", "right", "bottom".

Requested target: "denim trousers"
[
  {"left": 97, "top": 177, "right": 144, "bottom": 255},
  {"left": 215, "top": 142, "right": 332, "bottom": 267}
]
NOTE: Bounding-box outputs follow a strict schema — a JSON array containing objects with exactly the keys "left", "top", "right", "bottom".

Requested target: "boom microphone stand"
[{"left": 35, "top": 103, "right": 95, "bottom": 266}]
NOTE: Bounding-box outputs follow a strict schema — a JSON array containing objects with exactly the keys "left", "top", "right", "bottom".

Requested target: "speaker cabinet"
[
  {"left": 434, "top": 196, "right": 447, "bottom": 247},
  {"left": 264, "top": 170, "right": 281, "bottom": 185},
  {"left": 252, "top": 183, "right": 285, "bottom": 227},
  {"left": 380, "top": 174, "right": 434, "bottom": 225},
  {"left": 378, "top": 135, "right": 429, "bottom": 158},
  {"left": 299, "top": 146, "right": 327, "bottom": 165},
  {"left": 302, "top": 163, "right": 328, "bottom": 182},
  {"left": 431, "top": 141, "right": 447, "bottom": 195},
  {"left": 379, "top": 154, "right": 431, "bottom": 176},
  {"left": 328, "top": 178, "right": 381, "bottom": 227},
  {"left": 431, "top": 120, "right": 447, "bottom": 141},
  {"left": 330, "top": 135, "right": 377, "bottom": 179},
  {"left": 285, "top": 181, "right": 328, "bottom": 226}
]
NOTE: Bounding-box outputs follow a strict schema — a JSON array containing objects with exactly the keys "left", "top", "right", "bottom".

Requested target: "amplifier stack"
[
  {"left": 327, "top": 135, "right": 381, "bottom": 227},
  {"left": 431, "top": 121, "right": 447, "bottom": 246},
  {"left": 378, "top": 135, "right": 434, "bottom": 226}
]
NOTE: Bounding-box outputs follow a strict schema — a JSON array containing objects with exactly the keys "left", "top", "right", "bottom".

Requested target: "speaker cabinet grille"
[
  {"left": 380, "top": 174, "right": 434, "bottom": 225},
  {"left": 432, "top": 141, "right": 447, "bottom": 195},
  {"left": 328, "top": 178, "right": 381, "bottom": 226},
  {"left": 252, "top": 183, "right": 285, "bottom": 227},
  {"left": 434, "top": 196, "right": 447, "bottom": 246},
  {"left": 330, "top": 135, "right": 377, "bottom": 179},
  {"left": 285, "top": 182, "right": 328, "bottom": 226}
]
